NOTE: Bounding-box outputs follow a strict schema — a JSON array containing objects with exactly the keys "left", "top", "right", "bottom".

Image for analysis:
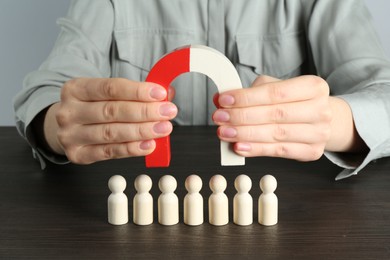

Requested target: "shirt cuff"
[
  {"left": 25, "top": 119, "right": 70, "bottom": 170},
  {"left": 16, "top": 86, "right": 70, "bottom": 169},
  {"left": 327, "top": 90, "right": 390, "bottom": 180},
  {"left": 324, "top": 151, "right": 370, "bottom": 180}
]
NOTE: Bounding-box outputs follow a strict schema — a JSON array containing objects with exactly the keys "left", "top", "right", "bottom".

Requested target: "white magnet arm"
[{"left": 190, "top": 45, "right": 245, "bottom": 166}]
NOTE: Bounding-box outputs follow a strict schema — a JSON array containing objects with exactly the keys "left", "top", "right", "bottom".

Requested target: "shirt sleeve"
[
  {"left": 13, "top": 0, "right": 114, "bottom": 168},
  {"left": 308, "top": 0, "right": 390, "bottom": 179}
]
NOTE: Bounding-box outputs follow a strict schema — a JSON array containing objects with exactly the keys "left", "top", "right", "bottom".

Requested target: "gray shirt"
[{"left": 13, "top": 0, "right": 390, "bottom": 180}]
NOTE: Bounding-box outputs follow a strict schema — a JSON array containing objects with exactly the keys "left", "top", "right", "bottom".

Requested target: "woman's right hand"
[{"left": 43, "top": 78, "right": 177, "bottom": 164}]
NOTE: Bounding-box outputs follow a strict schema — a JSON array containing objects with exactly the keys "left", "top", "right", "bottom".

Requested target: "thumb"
[
  {"left": 251, "top": 75, "right": 280, "bottom": 87},
  {"left": 167, "top": 86, "right": 176, "bottom": 101}
]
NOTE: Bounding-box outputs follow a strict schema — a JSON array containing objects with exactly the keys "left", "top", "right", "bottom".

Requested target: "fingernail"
[
  {"left": 214, "top": 110, "right": 230, "bottom": 122},
  {"left": 153, "top": 121, "right": 171, "bottom": 134},
  {"left": 221, "top": 127, "right": 237, "bottom": 138},
  {"left": 140, "top": 140, "right": 154, "bottom": 150},
  {"left": 219, "top": 95, "right": 235, "bottom": 106},
  {"left": 150, "top": 85, "right": 167, "bottom": 100},
  {"left": 236, "top": 143, "right": 252, "bottom": 151},
  {"left": 159, "top": 103, "right": 177, "bottom": 117}
]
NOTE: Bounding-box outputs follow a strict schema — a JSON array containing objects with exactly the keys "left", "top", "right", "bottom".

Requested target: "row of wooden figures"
[{"left": 108, "top": 174, "right": 278, "bottom": 227}]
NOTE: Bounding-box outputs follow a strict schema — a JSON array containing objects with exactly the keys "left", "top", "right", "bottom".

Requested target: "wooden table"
[{"left": 1, "top": 126, "right": 389, "bottom": 259}]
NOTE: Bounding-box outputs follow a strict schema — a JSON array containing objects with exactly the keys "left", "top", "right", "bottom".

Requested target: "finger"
[
  {"left": 218, "top": 75, "right": 329, "bottom": 108},
  {"left": 234, "top": 142, "right": 324, "bottom": 161},
  {"left": 68, "top": 121, "right": 173, "bottom": 145},
  {"left": 63, "top": 78, "right": 167, "bottom": 102},
  {"left": 72, "top": 101, "right": 177, "bottom": 124},
  {"left": 68, "top": 140, "right": 156, "bottom": 164},
  {"left": 218, "top": 124, "right": 330, "bottom": 144},
  {"left": 213, "top": 99, "right": 331, "bottom": 125},
  {"left": 215, "top": 75, "right": 279, "bottom": 108}
]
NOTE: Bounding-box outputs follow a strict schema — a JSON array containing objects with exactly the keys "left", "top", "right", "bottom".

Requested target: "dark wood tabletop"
[{"left": 1, "top": 126, "right": 389, "bottom": 259}]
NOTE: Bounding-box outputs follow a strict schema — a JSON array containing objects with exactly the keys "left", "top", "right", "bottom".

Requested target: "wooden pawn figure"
[
  {"left": 184, "top": 174, "right": 203, "bottom": 226},
  {"left": 258, "top": 175, "right": 278, "bottom": 226},
  {"left": 133, "top": 174, "right": 153, "bottom": 225},
  {"left": 233, "top": 174, "right": 253, "bottom": 226},
  {"left": 158, "top": 175, "right": 179, "bottom": 225},
  {"left": 208, "top": 174, "right": 228, "bottom": 226},
  {"left": 108, "top": 175, "right": 128, "bottom": 225}
]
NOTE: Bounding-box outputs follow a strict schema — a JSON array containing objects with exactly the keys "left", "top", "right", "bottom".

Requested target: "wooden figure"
[
  {"left": 258, "top": 175, "right": 278, "bottom": 226},
  {"left": 158, "top": 175, "right": 179, "bottom": 226},
  {"left": 208, "top": 174, "right": 229, "bottom": 226},
  {"left": 184, "top": 174, "right": 203, "bottom": 226},
  {"left": 133, "top": 174, "right": 153, "bottom": 225},
  {"left": 107, "top": 175, "right": 128, "bottom": 225},
  {"left": 233, "top": 174, "right": 253, "bottom": 226}
]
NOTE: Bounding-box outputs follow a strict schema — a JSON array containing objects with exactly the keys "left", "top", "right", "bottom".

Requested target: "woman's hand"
[
  {"left": 213, "top": 75, "right": 335, "bottom": 161},
  {"left": 43, "top": 78, "right": 177, "bottom": 164}
]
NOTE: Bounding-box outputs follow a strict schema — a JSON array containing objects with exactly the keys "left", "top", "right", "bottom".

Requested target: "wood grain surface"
[{"left": 1, "top": 126, "right": 389, "bottom": 259}]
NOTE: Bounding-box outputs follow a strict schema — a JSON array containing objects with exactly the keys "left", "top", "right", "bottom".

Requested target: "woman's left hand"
[{"left": 213, "top": 75, "right": 333, "bottom": 161}]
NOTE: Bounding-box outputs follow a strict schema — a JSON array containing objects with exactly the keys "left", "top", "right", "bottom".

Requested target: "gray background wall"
[{"left": 0, "top": 0, "right": 389, "bottom": 126}]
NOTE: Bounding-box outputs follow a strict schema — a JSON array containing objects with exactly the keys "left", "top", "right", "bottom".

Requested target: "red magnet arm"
[{"left": 145, "top": 46, "right": 190, "bottom": 167}]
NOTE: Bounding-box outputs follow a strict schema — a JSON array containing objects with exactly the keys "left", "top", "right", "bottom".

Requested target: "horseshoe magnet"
[{"left": 145, "top": 45, "right": 245, "bottom": 167}]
